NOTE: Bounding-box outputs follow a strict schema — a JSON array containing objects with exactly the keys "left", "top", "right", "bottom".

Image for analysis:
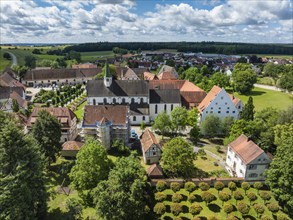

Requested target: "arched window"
[
  {"left": 155, "top": 104, "right": 158, "bottom": 114},
  {"left": 93, "top": 99, "right": 96, "bottom": 105},
  {"left": 113, "top": 98, "right": 116, "bottom": 104},
  {"left": 140, "top": 98, "right": 143, "bottom": 103},
  {"left": 122, "top": 98, "right": 126, "bottom": 104},
  {"left": 133, "top": 116, "right": 136, "bottom": 121},
  {"left": 171, "top": 104, "right": 173, "bottom": 111},
  {"left": 142, "top": 116, "right": 145, "bottom": 121},
  {"left": 164, "top": 104, "right": 167, "bottom": 111},
  {"left": 131, "top": 98, "right": 134, "bottom": 104},
  {"left": 103, "top": 98, "right": 107, "bottom": 104}
]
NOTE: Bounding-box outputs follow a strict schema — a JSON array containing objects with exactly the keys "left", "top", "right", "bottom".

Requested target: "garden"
[{"left": 153, "top": 180, "right": 290, "bottom": 220}]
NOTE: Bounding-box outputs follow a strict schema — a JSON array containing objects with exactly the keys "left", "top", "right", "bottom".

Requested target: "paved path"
[
  {"left": 254, "top": 83, "right": 292, "bottom": 94},
  {"left": 7, "top": 52, "right": 17, "bottom": 67}
]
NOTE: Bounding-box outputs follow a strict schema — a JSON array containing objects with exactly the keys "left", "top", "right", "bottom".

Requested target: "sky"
[{"left": 0, "top": 0, "right": 292, "bottom": 44}]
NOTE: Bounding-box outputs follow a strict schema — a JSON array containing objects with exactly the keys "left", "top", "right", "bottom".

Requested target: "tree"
[
  {"left": 24, "top": 54, "right": 37, "bottom": 68},
  {"left": 152, "top": 111, "right": 171, "bottom": 137},
  {"left": 156, "top": 180, "right": 167, "bottom": 192},
  {"left": 266, "top": 202, "right": 279, "bottom": 213},
  {"left": 265, "top": 132, "right": 293, "bottom": 213},
  {"left": 0, "top": 112, "right": 47, "bottom": 219},
  {"left": 32, "top": 110, "right": 61, "bottom": 165},
  {"left": 170, "top": 106, "right": 188, "bottom": 133},
  {"left": 170, "top": 203, "right": 182, "bottom": 216},
  {"left": 237, "top": 202, "right": 250, "bottom": 215},
  {"left": 65, "top": 198, "right": 83, "bottom": 220},
  {"left": 219, "top": 192, "right": 231, "bottom": 205},
  {"left": 170, "top": 182, "right": 181, "bottom": 192},
  {"left": 228, "top": 182, "right": 237, "bottom": 194},
  {"left": 241, "top": 182, "right": 251, "bottom": 195},
  {"left": 221, "top": 117, "right": 234, "bottom": 137},
  {"left": 155, "top": 192, "right": 167, "bottom": 202},
  {"left": 200, "top": 65, "right": 209, "bottom": 75},
  {"left": 11, "top": 99, "right": 19, "bottom": 112},
  {"left": 253, "top": 204, "right": 265, "bottom": 217},
  {"left": 3, "top": 52, "right": 11, "bottom": 60},
  {"left": 199, "top": 182, "right": 210, "bottom": 191},
  {"left": 172, "top": 193, "right": 183, "bottom": 203},
  {"left": 214, "top": 181, "right": 225, "bottom": 194},
  {"left": 70, "top": 138, "right": 112, "bottom": 193},
  {"left": 247, "top": 192, "right": 257, "bottom": 205},
  {"left": 240, "top": 97, "right": 254, "bottom": 121},
  {"left": 211, "top": 72, "right": 230, "bottom": 88},
  {"left": 259, "top": 191, "right": 271, "bottom": 204},
  {"left": 184, "top": 182, "right": 196, "bottom": 192},
  {"left": 153, "top": 203, "right": 166, "bottom": 215},
  {"left": 187, "top": 108, "right": 199, "bottom": 127},
  {"left": 278, "top": 71, "right": 293, "bottom": 92},
  {"left": 140, "top": 121, "right": 146, "bottom": 132},
  {"left": 223, "top": 203, "right": 234, "bottom": 217},
  {"left": 232, "top": 63, "right": 257, "bottom": 94},
  {"left": 234, "top": 190, "right": 244, "bottom": 204},
  {"left": 93, "top": 154, "right": 148, "bottom": 220},
  {"left": 253, "top": 182, "right": 263, "bottom": 194},
  {"left": 201, "top": 115, "right": 222, "bottom": 138},
  {"left": 201, "top": 191, "right": 216, "bottom": 205},
  {"left": 161, "top": 137, "right": 195, "bottom": 178},
  {"left": 189, "top": 203, "right": 203, "bottom": 215},
  {"left": 12, "top": 65, "right": 29, "bottom": 79},
  {"left": 165, "top": 59, "right": 175, "bottom": 67}
]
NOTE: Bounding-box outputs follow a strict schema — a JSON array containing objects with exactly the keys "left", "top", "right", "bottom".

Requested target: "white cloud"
[{"left": 0, "top": 0, "right": 292, "bottom": 43}]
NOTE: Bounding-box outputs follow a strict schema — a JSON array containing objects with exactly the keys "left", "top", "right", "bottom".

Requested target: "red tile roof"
[
  {"left": 147, "top": 163, "right": 164, "bottom": 177},
  {"left": 144, "top": 72, "right": 158, "bottom": 80},
  {"left": 140, "top": 129, "right": 161, "bottom": 153},
  {"left": 62, "top": 141, "right": 83, "bottom": 151},
  {"left": 229, "top": 134, "right": 264, "bottom": 164}
]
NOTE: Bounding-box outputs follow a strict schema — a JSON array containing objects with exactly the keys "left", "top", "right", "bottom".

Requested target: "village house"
[
  {"left": 72, "top": 63, "right": 97, "bottom": 69},
  {"left": 0, "top": 87, "right": 27, "bottom": 112},
  {"left": 23, "top": 68, "right": 101, "bottom": 87},
  {"left": 27, "top": 107, "right": 78, "bottom": 143},
  {"left": 80, "top": 105, "right": 130, "bottom": 149},
  {"left": 198, "top": 85, "right": 243, "bottom": 122},
  {"left": 226, "top": 134, "right": 272, "bottom": 181},
  {"left": 61, "top": 141, "right": 84, "bottom": 158},
  {"left": 157, "top": 65, "right": 179, "bottom": 80},
  {"left": 140, "top": 129, "right": 162, "bottom": 164},
  {"left": 147, "top": 163, "right": 164, "bottom": 179}
]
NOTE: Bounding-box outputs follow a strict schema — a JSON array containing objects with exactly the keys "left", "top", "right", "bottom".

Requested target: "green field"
[
  {"left": 80, "top": 51, "right": 115, "bottom": 62},
  {"left": 234, "top": 87, "right": 293, "bottom": 111},
  {"left": 0, "top": 50, "right": 12, "bottom": 71}
]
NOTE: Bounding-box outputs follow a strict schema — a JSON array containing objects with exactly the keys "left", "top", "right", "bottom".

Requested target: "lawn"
[
  {"left": 80, "top": 51, "right": 115, "bottom": 62},
  {"left": 194, "top": 155, "right": 223, "bottom": 173},
  {"left": 234, "top": 87, "right": 293, "bottom": 111},
  {"left": 158, "top": 186, "right": 289, "bottom": 219},
  {"left": 0, "top": 50, "right": 12, "bottom": 72},
  {"left": 74, "top": 100, "right": 87, "bottom": 121}
]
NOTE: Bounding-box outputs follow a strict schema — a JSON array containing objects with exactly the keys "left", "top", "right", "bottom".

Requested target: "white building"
[
  {"left": 140, "top": 129, "right": 162, "bottom": 164},
  {"left": 198, "top": 85, "right": 244, "bottom": 122},
  {"left": 226, "top": 134, "right": 272, "bottom": 181},
  {"left": 80, "top": 105, "right": 130, "bottom": 149}
]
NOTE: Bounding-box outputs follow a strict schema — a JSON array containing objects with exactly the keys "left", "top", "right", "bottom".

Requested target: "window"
[
  {"left": 248, "top": 173, "right": 258, "bottom": 178},
  {"left": 164, "top": 104, "right": 167, "bottom": 111},
  {"left": 258, "top": 158, "right": 261, "bottom": 161},
  {"left": 263, "top": 158, "right": 266, "bottom": 161},
  {"left": 155, "top": 105, "right": 158, "bottom": 114},
  {"left": 248, "top": 164, "right": 257, "bottom": 170},
  {"left": 171, "top": 104, "right": 173, "bottom": 111},
  {"left": 221, "top": 96, "right": 223, "bottom": 99},
  {"left": 153, "top": 151, "right": 157, "bottom": 156},
  {"left": 216, "top": 102, "right": 218, "bottom": 105},
  {"left": 219, "top": 107, "right": 221, "bottom": 109},
  {"left": 228, "top": 155, "right": 231, "bottom": 160},
  {"left": 206, "top": 111, "right": 208, "bottom": 114},
  {"left": 240, "top": 169, "right": 243, "bottom": 174},
  {"left": 227, "top": 107, "right": 230, "bottom": 109},
  {"left": 131, "top": 98, "right": 134, "bottom": 103},
  {"left": 211, "top": 107, "right": 213, "bottom": 110},
  {"left": 238, "top": 106, "right": 241, "bottom": 109},
  {"left": 142, "top": 116, "right": 145, "bottom": 121},
  {"left": 93, "top": 99, "right": 96, "bottom": 105},
  {"left": 140, "top": 98, "right": 143, "bottom": 103},
  {"left": 226, "top": 111, "right": 229, "bottom": 113},
  {"left": 113, "top": 98, "right": 116, "bottom": 104},
  {"left": 235, "top": 154, "right": 238, "bottom": 159},
  {"left": 210, "top": 111, "right": 213, "bottom": 113},
  {"left": 232, "top": 111, "right": 235, "bottom": 113},
  {"left": 228, "top": 147, "right": 231, "bottom": 152},
  {"left": 225, "top": 102, "right": 227, "bottom": 105},
  {"left": 218, "top": 111, "right": 221, "bottom": 114},
  {"left": 122, "top": 98, "right": 125, "bottom": 103},
  {"left": 48, "top": 80, "right": 50, "bottom": 82},
  {"left": 133, "top": 116, "right": 136, "bottom": 121},
  {"left": 103, "top": 98, "right": 107, "bottom": 104},
  {"left": 65, "top": 138, "right": 67, "bottom": 142}
]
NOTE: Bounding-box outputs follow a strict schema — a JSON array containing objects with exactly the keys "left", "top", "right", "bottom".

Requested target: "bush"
[
  {"left": 156, "top": 180, "right": 167, "bottom": 192},
  {"left": 201, "top": 191, "right": 216, "bottom": 205},
  {"left": 241, "top": 182, "right": 250, "bottom": 194},
  {"left": 259, "top": 191, "right": 271, "bottom": 203},
  {"left": 237, "top": 201, "right": 250, "bottom": 215},
  {"left": 228, "top": 182, "right": 237, "bottom": 192},
  {"left": 227, "top": 216, "right": 238, "bottom": 220},
  {"left": 253, "top": 204, "right": 265, "bottom": 216},
  {"left": 192, "top": 217, "right": 201, "bottom": 220},
  {"left": 172, "top": 193, "right": 183, "bottom": 203},
  {"left": 254, "top": 182, "right": 263, "bottom": 193},
  {"left": 174, "top": 217, "right": 182, "bottom": 220},
  {"left": 219, "top": 191, "right": 231, "bottom": 205},
  {"left": 266, "top": 202, "right": 279, "bottom": 213},
  {"left": 199, "top": 182, "right": 210, "bottom": 191},
  {"left": 153, "top": 203, "right": 166, "bottom": 215},
  {"left": 247, "top": 192, "right": 257, "bottom": 205},
  {"left": 208, "top": 217, "right": 219, "bottom": 220},
  {"left": 66, "top": 198, "right": 83, "bottom": 220},
  {"left": 189, "top": 202, "right": 202, "bottom": 215},
  {"left": 170, "top": 182, "right": 181, "bottom": 192},
  {"left": 223, "top": 203, "right": 234, "bottom": 216},
  {"left": 261, "top": 216, "right": 273, "bottom": 220},
  {"left": 234, "top": 190, "right": 244, "bottom": 203},
  {"left": 214, "top": 181, "right": 224, "bottom": 193},
  {"left": 276, "top": 214, "right": 290, "bottom": 220},
  {"left": 155, "top": 192, "right": 166, "bottom": 202},
  {"left": 170, "top": 203, "right": 182, "bottom": 216},
  {"left": 184, "top": 181, "right": 195, "bottom": 192}
]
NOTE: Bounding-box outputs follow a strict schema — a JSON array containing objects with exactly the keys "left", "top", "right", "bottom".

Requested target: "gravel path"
[
  {"left": 254, "top": 83, "right": 292, "bottom": 94},
  {"left": 7, "top": 52, "right": 17, "bottom": 67}
]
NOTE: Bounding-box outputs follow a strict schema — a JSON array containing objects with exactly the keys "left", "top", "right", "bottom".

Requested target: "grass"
[
  {"left": 194, "top": 154, "right": 224, "bottom": 172},
  {"left": 0, "top": 50, "right": 12, "bottom": 72},
  {"left": 74, "top": 100, "right": 87, "bottom": 121},
  {"left": 234, "top": 87, "right": 293, "bottom": 111},
  {"left": 80, "top": 51, "right": 115, "bottom": 62},
  {"left": 159, "top": 187, "right": 289, "bottom": 219}
]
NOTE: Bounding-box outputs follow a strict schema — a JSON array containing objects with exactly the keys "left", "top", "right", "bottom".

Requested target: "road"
[
  {"left": 254, "top": 83, "right": 292, "bottom": 94},
  {"left": 7, "top": 52, "right": 17, "bottom": 67}
]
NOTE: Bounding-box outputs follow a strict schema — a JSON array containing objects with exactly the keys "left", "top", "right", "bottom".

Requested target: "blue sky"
[{"left": 0, "top": 0, "right": 292, "bottom": 44}]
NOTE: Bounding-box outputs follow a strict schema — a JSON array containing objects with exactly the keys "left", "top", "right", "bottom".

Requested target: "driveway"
[
  {"left": 7, "top": 52, "right": 17, "bottom": 67},
  {"left": 26, "top": 87, "right": 53, "bottom": 101}
]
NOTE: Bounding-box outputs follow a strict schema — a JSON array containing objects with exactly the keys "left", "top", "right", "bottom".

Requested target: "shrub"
[
  {"left": 188, "top": 193, "right": 199, "bottom": 202},
  {"left": 199, "top": 182, "right": 210, "bottom": 191},
  {"left": 170, "top": 203, "right": 182, "bottom": 216},
  {"left": 172, "top": 193, "right": 183, "bottom": 203},
  {"left": 174, "top": 217, "right": 182, "bottom": 220},
  {"left": 259, "top": 191, "right": 271, "bottom": 204},
  {"left": 276, "top": 214, "right": 290, "bottom": 220},
  {"left": 227, "top": 216, "right": 238, "bottom": 220},
  {"left": 184, "top": 181, "right": 196, "bottom": 192},
  {"left": 261, "top": 216, "right": 273, "bottom": 220},
  {"left": 170, "top": 182, "right": 181, "bottom": 192},
  {"left": 266, "top": 202, "right": 279, "bottom": 213},
  {"left": 192, "top": 217, "right": 201, "bottom": 220},
  {"left": 155, "top": 192, "right": 167, "bottom": 202},
  {"left": 223, "top": 203, "right": 234, "bottom": 217},
  {"left": 241, "top": 182, "right": 251, "bottom": 194},
  {"left": 253, "top": 204, "right": 265, "bottom": 217},
  {"left": 216, "top": 145, "right": 221, "bottom": 152},
  {"left": 234, "top": 190, "right": 244, "bottom": 204},
  {"left": 156, "top": 180, "right": 167, "bottom": 192},
  {"left": 219, "top": 191, "right": 231, "bottom": 205},
  {"left": 237, "top": 202, "right": 250, "bottom": 215},
  {"left": 247, "top": 192, "right": 257, "bottom": 205},
  {"left": 189, "top": 202, "right": 202, "bottom": 215},
  {"left": 201, "top": 191, "right": 216, "bottom": 205},
  {"left": 208, "top": 217, "right": 219, "bottom": 220},
  {"left": 254, "top": 182, "right": 263, "bottom": 193},
  {"left": 153, "top": 203, "right": 166, "bottom": 215},
  {"left": 66, "top": 198, "right": 83, "bottom": 220},
  {"left": 228, "top": 182, "right": 237, "bottom": 193},
  {"left": 214, "top": 181, "right": 225, "bottom": 193}
]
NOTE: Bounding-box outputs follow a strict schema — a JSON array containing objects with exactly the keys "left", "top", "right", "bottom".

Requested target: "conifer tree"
[{"left": 240, "top": 96, "right": 255, "bottom": 121}]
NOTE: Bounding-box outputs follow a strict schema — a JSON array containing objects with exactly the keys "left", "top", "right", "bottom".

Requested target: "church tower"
[{"left": 104, "top": 60, "right": 112, "bottom": 87}]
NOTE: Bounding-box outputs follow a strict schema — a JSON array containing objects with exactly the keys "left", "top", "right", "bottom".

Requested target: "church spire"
[{"left": 104, "top": 60, "right": 112, "bottom": 87}]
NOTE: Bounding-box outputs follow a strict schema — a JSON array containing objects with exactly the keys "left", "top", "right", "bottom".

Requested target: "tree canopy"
[
  {"left": 240, "top": 96, "right": 254, "bottom": 121},
  {"left": 170, "top": 106, "right": 188, "bottom": 133},
  {"left": 161, "top": 137, "right": 196, "bottom": 178},
  {"left": 152, "top": 111, "right": 171, "bottom": 136},
  {"left": 232, "top": 63, "right": 257, "bottom": 94}
]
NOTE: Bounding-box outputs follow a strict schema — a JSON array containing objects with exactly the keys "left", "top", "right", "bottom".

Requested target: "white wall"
[
  {"left": 200, "top": 89, "right": 240, "bottom": 122},
  {"left": 149, "top": 103, "right": 180, "bottom": 121},
  {"left": 25, "top": 77, "right": 90, "bottom": 86},
  {"left": 129, "top": 115, "right": 150, "bottom": 125},
  {"left": 88, "top": 96, "right": 149, "bottom": 105},
  {"left": 226, "top": 146, "right": 247, "bottom": 178}
]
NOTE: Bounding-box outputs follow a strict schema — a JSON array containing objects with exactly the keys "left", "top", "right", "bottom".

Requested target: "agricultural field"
[
  {"left": 234, "top": 87, "right": 293, "bottom": 111},
  {"left": 154, "top": 181, "right": 290, "bottom": 219},
  {"left": 80, "top": 51, "right": 115, "bottom": 62},
  {"left": 0, "top": 50, "right": 12, "bottom": 70}
]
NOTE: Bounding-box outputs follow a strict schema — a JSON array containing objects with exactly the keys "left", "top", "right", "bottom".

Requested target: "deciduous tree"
[
  {"left": 171, "top": 106, "right": 188, "bottom": 133},
  {"left": 152, "top": 111, "right": 171, "bottom": 137},
  {"left": 240, "top": 97, "right": 254, "bottom": 121},
  {"left": 232, "top": 63, "right": 256, "bottom": 94},
  {"left": 201, "top": 115, "right": 222, "bottom": 138}
]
